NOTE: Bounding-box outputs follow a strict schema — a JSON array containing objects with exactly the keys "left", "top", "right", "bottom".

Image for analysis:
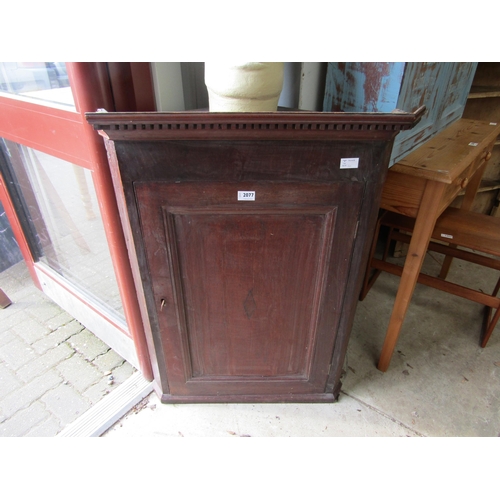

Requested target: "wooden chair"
[{"left": 360, "top": 207, "right": 500, "bottom": 348}]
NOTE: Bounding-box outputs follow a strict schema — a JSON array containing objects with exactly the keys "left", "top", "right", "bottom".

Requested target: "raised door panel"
[{"left": 135, "top": 180, "right": 363, "bottom": 400}]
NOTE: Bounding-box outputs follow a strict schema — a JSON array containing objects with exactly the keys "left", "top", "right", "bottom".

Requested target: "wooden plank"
[
  {"left": 372, "top": 259, "right": 500, "bottom": 309},
  {"left": 381, "top": 207, "right": 500, "bottom": 257},
  {"left": 435, "top": 207, "right": 500, "bottom": 257},
  {"left": 439, "top": 152, "right": 490, "bottom": 214},
  {"left": 468, "top": 88, "right": 500, "bottom": 99},
  {"left": 388, "top": 231, "right": 500, "bottom": 271},
  {"left": 379, "top": 170, "right": 425, "bottom": 217},
  {"left": 438, "top": 156, "right": 488, "bottom": 278},
  {"left": 392, "top": 119, "right": 500, "bottom": 184}
]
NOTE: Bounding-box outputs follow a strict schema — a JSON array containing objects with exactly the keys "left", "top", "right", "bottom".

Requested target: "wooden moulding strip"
[{"left": 85, "top": 108, "right": 425, "bottom": 142}]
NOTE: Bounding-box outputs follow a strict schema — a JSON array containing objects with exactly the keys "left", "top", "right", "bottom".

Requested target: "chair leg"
[{"left": 481, "top": 277, "right": 500, "bottom": 348}]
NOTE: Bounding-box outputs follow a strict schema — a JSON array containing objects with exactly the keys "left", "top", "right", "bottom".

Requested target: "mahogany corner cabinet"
[{"left": 86, "top": 109, "right": 423, "bottom": 403}]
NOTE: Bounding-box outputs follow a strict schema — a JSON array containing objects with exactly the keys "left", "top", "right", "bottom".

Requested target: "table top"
[{"left": 389, "top": 119, "right": 500, "bottom": 184}]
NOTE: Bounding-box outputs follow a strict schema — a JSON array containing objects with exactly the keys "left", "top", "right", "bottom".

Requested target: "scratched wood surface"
[
  {"left": 87, "top": 110, "right": 422, "bottom": 402},
  {"left": 135, "top": 181, "right": 362, "bottom": 397},
  {"left": 322, "top": 62, "right": 405, "bottom": 113},
  {"left": 323, "top": 62, "right": 477, "bottom": 165},
  {"left": 392, "top": 119, "right": 500, "bottom": 183}
]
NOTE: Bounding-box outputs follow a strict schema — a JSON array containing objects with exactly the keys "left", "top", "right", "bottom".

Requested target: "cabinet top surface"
[
  {"left": 390, "top": 119, "right": 500, "bottom": 184},
  {"left": 85, "top": 108, "right": 424, "bottom": 143}
]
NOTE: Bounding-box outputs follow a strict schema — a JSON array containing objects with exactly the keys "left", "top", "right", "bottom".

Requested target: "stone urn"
[{"left": 205, "top": 62, "right": 284, "bottom": 112}]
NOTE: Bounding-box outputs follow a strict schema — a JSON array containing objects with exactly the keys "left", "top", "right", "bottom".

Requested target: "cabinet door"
[{"left": 135, "top": 180, "right": 363, "bottom": 400}]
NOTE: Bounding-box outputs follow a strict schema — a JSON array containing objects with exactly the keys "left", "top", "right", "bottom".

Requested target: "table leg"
[
  {"left": 439, "top": 159, "right": 488, "bottom": 280},
  {"left": 378, "top": 181, "right": 446, "bottom": 372}
]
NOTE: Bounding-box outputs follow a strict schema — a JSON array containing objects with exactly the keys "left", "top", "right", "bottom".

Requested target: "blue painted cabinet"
[{"left": 323, "top": 62, "right": 477, "bottom": 165}]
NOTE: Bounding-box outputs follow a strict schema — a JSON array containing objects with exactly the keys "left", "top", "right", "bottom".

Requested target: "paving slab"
[
  {"left": 12, "top": 316, "right": 51, "bottom": 344},
  {"left": 41, "top": 383, "right": 91, "bottom": 426},
  {"left": 92, "top": 349, "right": 125, "bottom": 372},
  {"left": 0, "top": 402, "right": 50, "bottom": 437},
  {"left": 31, "top": 320, "right": 84, "bottom": 355},
  {"left": 0, "top": 369, "right": 62, "bottom": 420},
  {"left": 16, "top": 343, "right": 74, "bottom": 383},
  {"left": 0, "top": 362, "right": 22, "bottom": 399},
  {"left": 68, "top": 328, "right": 110, "bottom": 361},
  {"left": 0, "top": 261, "right": 135, "bottom": 436},
  {"left": 55, "top": 353, "right": 103, "bottom": 392},
  {"left": 0, "top": 337, "right": 37, "bottom": 370},
  {"left": 24, "top": 415, "right": 63, "bottom": 437}
]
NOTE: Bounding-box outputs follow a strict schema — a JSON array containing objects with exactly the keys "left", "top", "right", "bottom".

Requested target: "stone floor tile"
[
  {"left": 0, "top": 369, "right": 62, "bottom": 419},
  {"left": 111, "top": 362, "right": 136, "bottom": 384},
  {"left": 25, "top": 415, "right": 63, "bottom": 437},
  {"left": 31, "top": 320, "right": 84, "bottom": 355},
  {"left": 41, "top": 383, "right": 91, "bottom": 426},
  {"left": 67, "top": 329, "right": 109, "bottom": 361},
  {"left": 12, "top": 316, "right": 51, "bottom": 344},
  {"left": 0, "top": 309, "right": 31, "bottom": 333},
  {"left": 0, "top": 401, "right": 50, "bottom": 437},
  {"left": 26, "top": 300, "right": 65, "bottom": 323},
  {"left": 0, "top": 330, "right": 16, "bottom": 348},
  {"left": 44, "top": 311, "right": 76, "bottom": 331},
  {"left": 0, "top": 337, "right": 37, "bottom": 370},
  {"left": 0, "top": 362, "right": 22, "bottom": 399},
  {"left": 82, "top": 378, "right": 115, "bottom": 405},
  {"left": 17, "top": 343, "right": 74, "bottom": 383},
  {"left": 93, "top": 349, "right": 125, "bottom": 372},
  {"left": 56, "top": 353, "right": 102, "bottom": 392}
]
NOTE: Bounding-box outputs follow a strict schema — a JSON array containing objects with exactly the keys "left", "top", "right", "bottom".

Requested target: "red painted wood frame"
[{"left": 0, "top": 62, "right": 154, "bottom": 380}]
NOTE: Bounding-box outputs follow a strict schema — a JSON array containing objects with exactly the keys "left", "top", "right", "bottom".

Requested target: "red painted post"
[{"left": 66, "top": 62, "right": 153, "bottom": 381}]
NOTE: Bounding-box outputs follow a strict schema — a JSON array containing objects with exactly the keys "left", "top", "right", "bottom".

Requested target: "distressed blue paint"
[
  {"left": 322, "top": 63, "right": 347, "bottom": 111},
  {"left": 323, "top": 62, "right": 405, "bottom": 112},
  {"left": 376, "top": 64, "right": 406, "bottom": 112},
  {"left": 390, "top": 62, "right": 478, "bottom": 165},
  {"left": 323, "top": 61, "right": 478, "bottom": 166},
  {"left": 344, "top": 68, "right": 367, "bottom": 111}
]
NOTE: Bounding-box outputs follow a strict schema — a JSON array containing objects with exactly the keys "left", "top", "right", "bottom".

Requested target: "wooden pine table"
[{"left": 377, "top": 118, "right": 500, "bottom": 371}]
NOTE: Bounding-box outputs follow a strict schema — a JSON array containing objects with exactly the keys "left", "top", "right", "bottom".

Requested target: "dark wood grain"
[{"left": 86, "top": 109, "right": 423, "bottom": 402}]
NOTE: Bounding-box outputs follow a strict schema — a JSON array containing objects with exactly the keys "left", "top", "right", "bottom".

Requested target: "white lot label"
[
  {"left": 441, "top": 233, "right": 453, "bottom": 239},
  {"left": 238, "top": 191, "right": 255, "bottom": 201},
  {"left": 468, "top": 142, "right": 479, "bottom": 147},
  {"left": 340, "top": 158, "right": 359, "bottom": 169}
]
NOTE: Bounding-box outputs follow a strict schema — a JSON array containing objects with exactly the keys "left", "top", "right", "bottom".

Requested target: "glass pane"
[
  {"left": 1, "top": 139, "right": 124, "bottom": 321},
  {"left": 0, "top": 62, "right": 75, "bottom": 108}
]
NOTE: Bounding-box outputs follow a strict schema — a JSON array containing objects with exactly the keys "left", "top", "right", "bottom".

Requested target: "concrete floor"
[
  {"left": 1, "top": 243, "right": 498, "bottom": 437},
  {"left": 104, "top": 250, "right": 500, "bottom": 437}
]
